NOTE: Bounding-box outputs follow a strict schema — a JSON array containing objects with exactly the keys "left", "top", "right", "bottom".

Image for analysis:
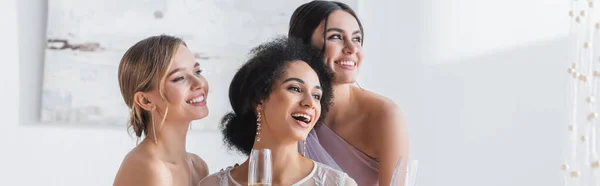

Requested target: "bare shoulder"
[
  {"left": 355, "top": 87, "right": 409, "bottom": 152},
  {"left": 187, "top": 152, "right": 209, "bottom": 178},
  {"left": 113, "top": 150, "right": 171, "bottom": 186},
  {"left": 356, "top": 88, "right": 405, "bottom": 125},
  {"left": 355, "top": 88, "right": 409, "bottom": 185}
]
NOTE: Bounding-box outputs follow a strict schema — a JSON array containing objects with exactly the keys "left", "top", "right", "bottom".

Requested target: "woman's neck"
[
  {"left": 143, "top": 119, "right": 190, "bottom": 164},
  {"left": 326, "top": 83, "right": 358, "bottom": 127}
]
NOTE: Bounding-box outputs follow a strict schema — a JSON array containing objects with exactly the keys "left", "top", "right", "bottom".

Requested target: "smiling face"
[
  {"left": 259, "top": 61, "right": 323, "bottom": 142},
  {"left": 311, "top": 10, "right": 364, "bottom": 84},
  {"left": 139, "top": 45, "right": 209, "bottom": 124}
]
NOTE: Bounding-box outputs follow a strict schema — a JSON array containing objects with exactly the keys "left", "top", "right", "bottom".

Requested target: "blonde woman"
[{"left": 113, "top": 35, "right": 209, "bottom": 186}]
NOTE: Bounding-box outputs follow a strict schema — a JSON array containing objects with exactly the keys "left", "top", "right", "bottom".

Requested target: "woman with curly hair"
[{"left": 199, "top": 37, "right": 357, "bottom": 186}]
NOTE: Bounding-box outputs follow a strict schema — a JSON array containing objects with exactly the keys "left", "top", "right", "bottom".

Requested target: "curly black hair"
[{"left": 221, "top": 36, "right": 334, "bottom": 156}]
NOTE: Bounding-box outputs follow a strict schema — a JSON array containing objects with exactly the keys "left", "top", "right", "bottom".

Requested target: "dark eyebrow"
[
  {"left": 283, "top": 77, "right": 304, "bottom": 84},
  {"left": 167, "top": 62, "right": 200, "bottom": 77},
  {"left": 284, "top": 77, "right": 322, "bottom": 90},
  {"left": 325, "top": 27, "right": 362, "bottom": 35}
]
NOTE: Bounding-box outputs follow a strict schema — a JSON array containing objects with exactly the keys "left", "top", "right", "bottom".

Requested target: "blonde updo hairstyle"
[{"left": 117, "top": 35, "right": 186, "bottom": 140}]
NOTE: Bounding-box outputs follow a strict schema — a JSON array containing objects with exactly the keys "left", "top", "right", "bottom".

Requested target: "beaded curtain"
[{"left": 565, "top": 0, "right": 600, "bottom": 185}]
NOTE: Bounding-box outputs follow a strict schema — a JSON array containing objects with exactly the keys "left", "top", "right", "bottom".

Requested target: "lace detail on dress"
[
  {"left": 335, "top": 172, "right": 346, "bottom": 186},
  {"left": 217, "top": 166, "right": 233, "bottom": 186},
  {"left": 312, "top": 165, "right": 328, "bottom": 186},
  {"left": 199, "top": 162, "right": 356, "bottom": 186}
]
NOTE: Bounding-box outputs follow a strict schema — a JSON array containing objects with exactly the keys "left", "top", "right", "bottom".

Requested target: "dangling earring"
[
  {"left": 256, "top": 110, "right": 262, "bottom": 142},
  {"left": 303, "top": 140, "right": 307, "bottom": 157},
  {"left": 151, "top": 111, "right": 158, "bottom": 145}
]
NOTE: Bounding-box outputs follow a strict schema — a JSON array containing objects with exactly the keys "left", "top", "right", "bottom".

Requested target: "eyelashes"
[
  {"left": 287, "top": 85, "right": 322, "bottom": 100},
  {"left": 195, "top": 69, "right": 203, "bottom": 76},
  {"left": 327, "top": 34, "right": 362, "bottom": 43},
  {"left": 288, "top": 86, "right": 300, "bottom": 92},
  {"left": 312, "top": 94, "right": 321, "bottom": 100},
  {"left": 171, "top": 69, "right": 204, "bottom": 82}
]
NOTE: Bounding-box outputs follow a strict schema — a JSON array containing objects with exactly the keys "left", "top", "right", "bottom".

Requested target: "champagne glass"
[
  {"left": 390, "top": 158, "right": 418, "bottom": 186},
  {"left": 248, "top": 149, "right": 272, "bottom": 186}
]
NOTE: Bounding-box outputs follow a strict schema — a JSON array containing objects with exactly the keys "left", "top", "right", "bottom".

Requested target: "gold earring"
[
  {"left": 256, "top": 110, "right": 262, "bottom": 142},
  {"left": 151, "top": 111, "right": 157, "bottom": 144}
]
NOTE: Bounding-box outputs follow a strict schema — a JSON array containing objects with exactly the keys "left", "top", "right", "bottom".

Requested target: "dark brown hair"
[{"left": 288, "top": 0, "right": 364, "bottom": 49}]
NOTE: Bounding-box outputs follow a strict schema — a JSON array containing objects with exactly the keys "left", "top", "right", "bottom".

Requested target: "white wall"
[
  {"left": 421, "top": 0, "right": 569, "bottom": 64},
  {"left": 10, "top": 0, "right": 244, "bottom": 186},
  {"left": 0, "top": 0, "right": 21, "bottom": 184},
  {"left": 1, "top": 0, "right": 569, "bottom": 185},
  {"left": 359, "top": 0, "right": 568, "bottom": 186}
]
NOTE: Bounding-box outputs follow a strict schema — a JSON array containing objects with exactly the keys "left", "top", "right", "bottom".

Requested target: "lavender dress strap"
[
  {"left": 300, "top": 128, "right": 343, "bottom": 171},
  {"left": 302, "top": 124, "right": 380, "bottom": 186}
]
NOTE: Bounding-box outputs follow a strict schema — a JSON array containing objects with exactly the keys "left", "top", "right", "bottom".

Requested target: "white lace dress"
[{"left": 197, "top": 160, "right": 357, "bottom": 186}]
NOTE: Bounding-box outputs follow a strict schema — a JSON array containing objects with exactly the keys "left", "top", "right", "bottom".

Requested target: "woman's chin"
[
  {"left": 334, "top": 74, "right": 358, "bottom": 84},
  {"left": 189, "top": 109, "right": 209, "bottom": 120},
  {"left": 290, "top": 130, "right": 310, "bottom": 141}
]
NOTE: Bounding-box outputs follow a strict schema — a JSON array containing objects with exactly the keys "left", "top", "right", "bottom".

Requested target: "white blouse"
[{"left": 198, "top": 160, "right": 357, "bottom": 186}]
